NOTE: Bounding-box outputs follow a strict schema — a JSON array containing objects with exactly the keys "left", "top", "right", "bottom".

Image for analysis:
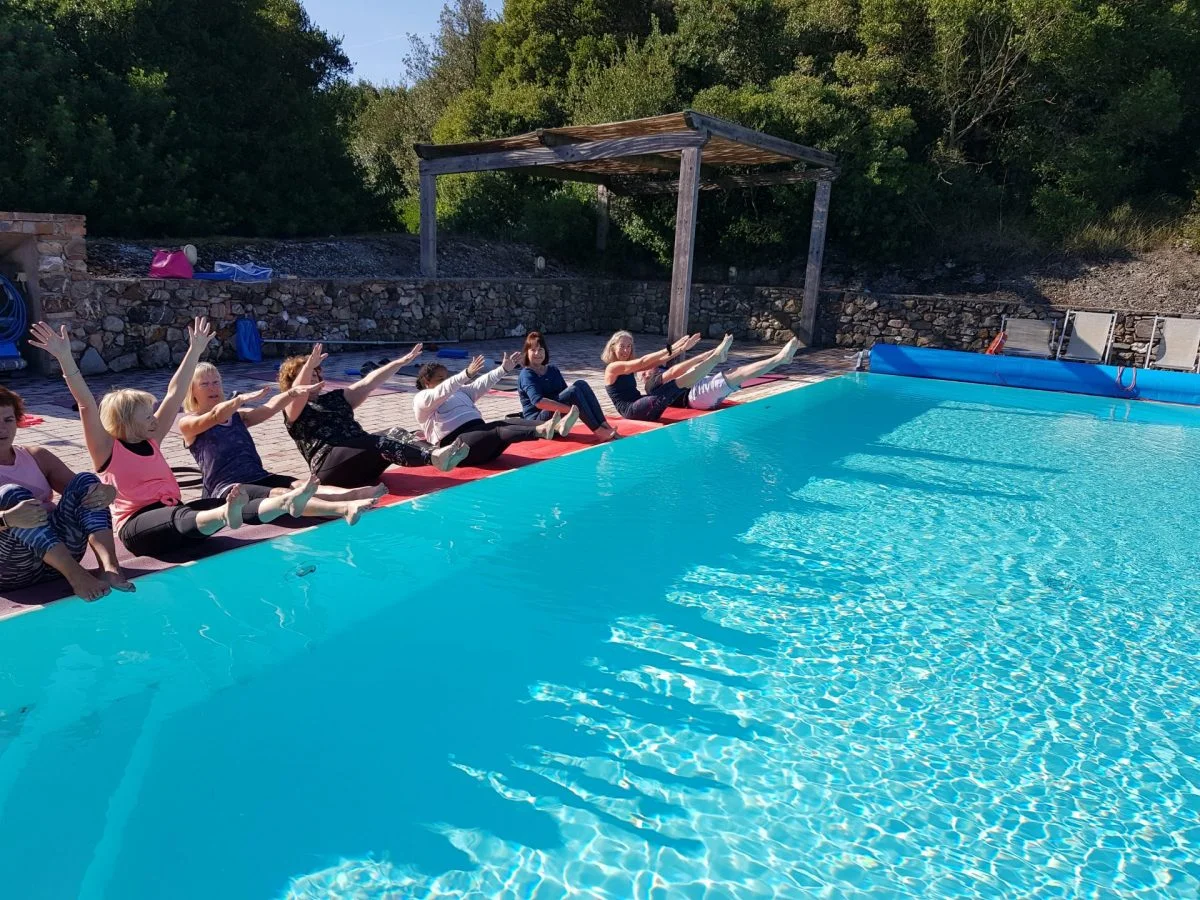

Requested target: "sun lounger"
[
  {"left": 1056, "top": 310, "right": 1115, "bottom": 363},
  {"left": 1144, "top": 316, "right": 1200, "bottom": 372},
  {"left": 999, "top": 317, "right": 1055, "bottom": 358}
]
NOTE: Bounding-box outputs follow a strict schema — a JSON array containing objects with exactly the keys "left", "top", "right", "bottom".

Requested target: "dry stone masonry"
[
  {"left": 0, "top": 212, "right": 88, "bottom": 326},
  {"left": 6, "top": 212, "right": 1196, "bottom": 374}
]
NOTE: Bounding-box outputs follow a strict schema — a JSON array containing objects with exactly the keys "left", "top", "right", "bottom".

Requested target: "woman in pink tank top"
[
  {"left": 0, "top": 385, "right": 129, "bottom": 600},
  {"left": 30, "top": 318, "right": 323, "bottom": 559}
]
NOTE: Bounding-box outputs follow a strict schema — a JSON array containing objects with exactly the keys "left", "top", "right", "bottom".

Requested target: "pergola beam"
[
  {"left": 683, "top": 111, "right": 837, "bottom": 169},
  {"left": 420, "top": 171, "right": 437, "bottom": 277},
  {"left": 611, "top": 168, "right": 834, "bottom": 195},
  {"left": 418, "top": 132, "right": 708, "bottom": 177},
  {"left": 668, "top": 146, "right": 703, "bottom": 342},
  {"left": 537, "top": 130, "right": 723, "bottom": 181},
  {"left": 799, "top": 177, "right": 833, "bottom": 345}
]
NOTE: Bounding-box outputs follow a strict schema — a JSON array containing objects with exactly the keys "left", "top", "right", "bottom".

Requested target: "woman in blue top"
[
  {"left": 180, "top": 363, "right": 383, "bottom": 525},
  {"left": 518, "top": 331, "right": 619, "bottom": 442}
]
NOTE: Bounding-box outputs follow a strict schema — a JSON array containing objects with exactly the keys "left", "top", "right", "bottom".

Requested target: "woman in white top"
[{"left": 413, "top": 351, "right": 578, "bottom": 466}]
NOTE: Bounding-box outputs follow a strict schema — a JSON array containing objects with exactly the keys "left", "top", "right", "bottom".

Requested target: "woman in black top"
[
  {"left": 278, "top": 343, "right": 468, "bottom": 488},
  {"left": 601, "top": 331, "right": 729, "bottom": 422}
]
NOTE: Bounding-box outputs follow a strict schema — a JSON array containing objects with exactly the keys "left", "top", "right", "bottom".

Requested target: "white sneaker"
[{"left": 431, "top": 439, "right": 469, "bottom": 471}]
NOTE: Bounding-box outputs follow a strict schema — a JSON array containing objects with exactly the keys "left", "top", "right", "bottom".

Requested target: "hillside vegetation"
[{"left": 5, "top": 0, "right": 1200, "bottom": 270}]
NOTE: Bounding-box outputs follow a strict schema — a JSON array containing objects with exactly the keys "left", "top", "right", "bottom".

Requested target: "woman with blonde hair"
[
  {"left": 31, "top": 318, "right": 320, "bottom": 558},
  {"left": 601, "top": 330, "right": 731, "bottom": 422},
  {"left": 180, "top": 362, "right": 382, "bottom": 524},
  {"left": 278, "top": 343, "right": 468, "bottom": 488}
]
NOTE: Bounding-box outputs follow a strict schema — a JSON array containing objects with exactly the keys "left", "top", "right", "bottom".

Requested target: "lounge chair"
[
  {"left": 1056, "top": 310, "right": 1115, "bottom": 363},
  {"left": 1144, "top": 316, "right": 1200, "bottom": 372},
  {"left": 998, "top": 317, "right": 1055, "bottom": 358}
]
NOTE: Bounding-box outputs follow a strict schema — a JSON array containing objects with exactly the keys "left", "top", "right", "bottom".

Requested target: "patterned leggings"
[
  {"left": 0, "top": 473, "right": 113, "bottom": 591},
  {"left": 313, "top": 428, "right": 434, "bottom": 488}
]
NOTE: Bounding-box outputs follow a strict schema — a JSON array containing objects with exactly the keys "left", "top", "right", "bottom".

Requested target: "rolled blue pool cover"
[{"left": 869, "top": 344, "right": 1200, "bottom": 406}]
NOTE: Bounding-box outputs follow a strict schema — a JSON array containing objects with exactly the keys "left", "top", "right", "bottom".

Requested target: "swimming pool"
[{"left": 1, "top": 373, "right": 1198, "bottom": 898}]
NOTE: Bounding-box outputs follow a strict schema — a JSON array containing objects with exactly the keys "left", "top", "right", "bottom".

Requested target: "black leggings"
[
  {"left": 618, "top": 380, "right": 687, "bottom": 422},
  {"left": 440, "top": 418, "right": 540, "bottom": 466},
  {"left": 119, "top": 498, "right": 273, "bottom": 558},
  {"left": 314, "top": 428, "right": 433, "bottom": 488},
  {"left": 234, "top": 473, "right": 296, "bottom": 501}
]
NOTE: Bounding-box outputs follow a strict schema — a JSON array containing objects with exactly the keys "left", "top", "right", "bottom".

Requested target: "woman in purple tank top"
[{"left": 181, "top": 363, "right": 384, "bottom": 525}]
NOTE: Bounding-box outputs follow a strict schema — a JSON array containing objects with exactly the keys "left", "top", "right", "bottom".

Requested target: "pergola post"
[
  {"left": 419, "top": 168, "right": 437, "bottom": 277},
  {"left": 799, "top": 176, "right": 832, "bottom": 345},
  {"left": 595, "top": 184, "right": 610, "bottom": 252},
  {"left": 667, "top": 146, "right": 702, "bottom": 342}
]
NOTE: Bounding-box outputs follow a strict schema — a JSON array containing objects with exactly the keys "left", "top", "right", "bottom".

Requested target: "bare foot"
[
  {"left": 717, "top": 333, "right": 734, "bottom": 363},
  {"left": 556, "top": 406, "right": 580, "bottom": 437},
  {"left": 536, "top": 412, "right": 561, "bottom": 439},
  {"left": 343, "top": 497, "right": 377, "bottom": 525},
  {"left": 780, "top": 336, "right": 800, "bottom": 363},
  {"left": 282, "top": 476, "right": 320, "bottom": 517},
  {"left": 224, "top": 484, "right": 248, "bottom": 530},
  {"left": 593, "top": 425, "right": 616, "bottom": 442},
  {"left": 337, "top": 483, "right": 388, "bottom": 502},
  {"left": 101, "top": 569, "right": 136, "bottom": 592},
  {"left": 67, "top": 569, "right": 111, "bottom": 602},
  {"left": 431, "top": 439, "right": 469, "bottom": 471}
]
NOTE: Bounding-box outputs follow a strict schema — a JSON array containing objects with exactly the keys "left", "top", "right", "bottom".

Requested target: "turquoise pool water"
[{"left": 1, "top": 373, "right": 1199, "bottom": 898}]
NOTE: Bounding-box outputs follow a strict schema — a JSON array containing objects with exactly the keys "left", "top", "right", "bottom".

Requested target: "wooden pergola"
[{"left": 414, "top": 110, "right": 837, "bottom": 343}]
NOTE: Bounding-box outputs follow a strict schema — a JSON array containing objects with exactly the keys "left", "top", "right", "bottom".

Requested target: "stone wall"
[
  {"left": 815, "top": 292, "right": 1190, "bottom": 366},
  {"left": 607, "top": 282, "right": 809, "bottom": 342},
  {"left": 52, "top": 277, "right": 619, "bottom": 373},
  {"left": 44, "top": 275, "right": 820, "bottom": 373},
  {"left": 28, "top": 260, "right": 1194, "bottom": 374},
  {"left": 0, "top": 213, "right": 88, "bottom": 352}
]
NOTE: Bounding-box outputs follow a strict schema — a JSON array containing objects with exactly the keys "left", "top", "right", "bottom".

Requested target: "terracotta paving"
[{"left": 3, "top": 334, "right": 857, "bottom": 502}]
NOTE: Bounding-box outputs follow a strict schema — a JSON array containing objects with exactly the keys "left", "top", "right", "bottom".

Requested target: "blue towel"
[
  {"left": 215, "top": 261, "right": 273, "bottom": 283},
  {"left": 235, "top": 318, "right": 263, "bottom": 363},
  {"left": 193, "top": 271, "right": 234, "bottom": 281}
]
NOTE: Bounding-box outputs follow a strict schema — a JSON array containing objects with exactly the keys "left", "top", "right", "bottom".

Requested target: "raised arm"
[
  {"left": 413, "top": 356, "right": 482, "bottom": 419},
  {"left": 178, "top": 386, "right": 270, "bottom": 445},
  {"left": 28, "top": 322, "right": 113, "bottom": 470},
  {"left": 283, "top": 343, "right": 327, "bottom": 422},
  {"left": 153, "top": 317, "right": 214, "bottom": 435},
  {"left": 414, "top": 369, "right": 473, "bottom": 416},
  {"left": 604, "top": 334, "right": 700, "bottom": 379},
  {"left": 241, "top": 382, "right": 321, "bottom": 427},
  {"left": 461, "top": 350, "right": 520, "bottom": 402},
  {"left": 343, "top": 343, "right": 423, "bottom": 409}
]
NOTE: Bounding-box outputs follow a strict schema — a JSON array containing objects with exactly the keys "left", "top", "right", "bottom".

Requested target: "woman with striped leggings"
[{"left": 0, "top": 385, "right": 132, "bottom": 600}]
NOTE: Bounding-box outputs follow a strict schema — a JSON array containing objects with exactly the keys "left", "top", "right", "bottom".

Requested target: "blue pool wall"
[{"left": 869, "top": 344, "right": 1200, "bottom": 406}]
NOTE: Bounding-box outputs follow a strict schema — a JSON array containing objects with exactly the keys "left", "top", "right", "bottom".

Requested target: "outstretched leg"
[
  {"left": 721, "top": 337, "right": 800, "bottom": 390},
  {"left": 667, "top": 334, "right": 734, "bottom": 389}
]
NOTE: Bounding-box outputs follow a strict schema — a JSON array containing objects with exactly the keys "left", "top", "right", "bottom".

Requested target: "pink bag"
[{"left": 149, "top": 249, "right": 194, "bottom": 279}]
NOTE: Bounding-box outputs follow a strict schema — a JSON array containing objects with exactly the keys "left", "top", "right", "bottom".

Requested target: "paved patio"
[{"left": 3, "top": 334, "right": 857, "bottom": 498}]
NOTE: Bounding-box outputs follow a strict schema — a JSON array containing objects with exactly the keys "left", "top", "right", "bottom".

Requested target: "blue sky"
[{"left": 302, "top": 1, "right": 502, "bottom": 85}]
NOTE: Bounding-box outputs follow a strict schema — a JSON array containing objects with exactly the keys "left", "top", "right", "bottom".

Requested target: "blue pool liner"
[
  {"left": 437, "top": 348, "right": 468, "bottom": 359},
  {"left": 869, "top": 344, "right": 1200, "bottom": 406}
]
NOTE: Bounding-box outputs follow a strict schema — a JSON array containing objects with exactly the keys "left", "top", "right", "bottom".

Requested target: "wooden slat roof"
[{"left": 414, "top": 110, "right": 836, "bottom": 180}]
